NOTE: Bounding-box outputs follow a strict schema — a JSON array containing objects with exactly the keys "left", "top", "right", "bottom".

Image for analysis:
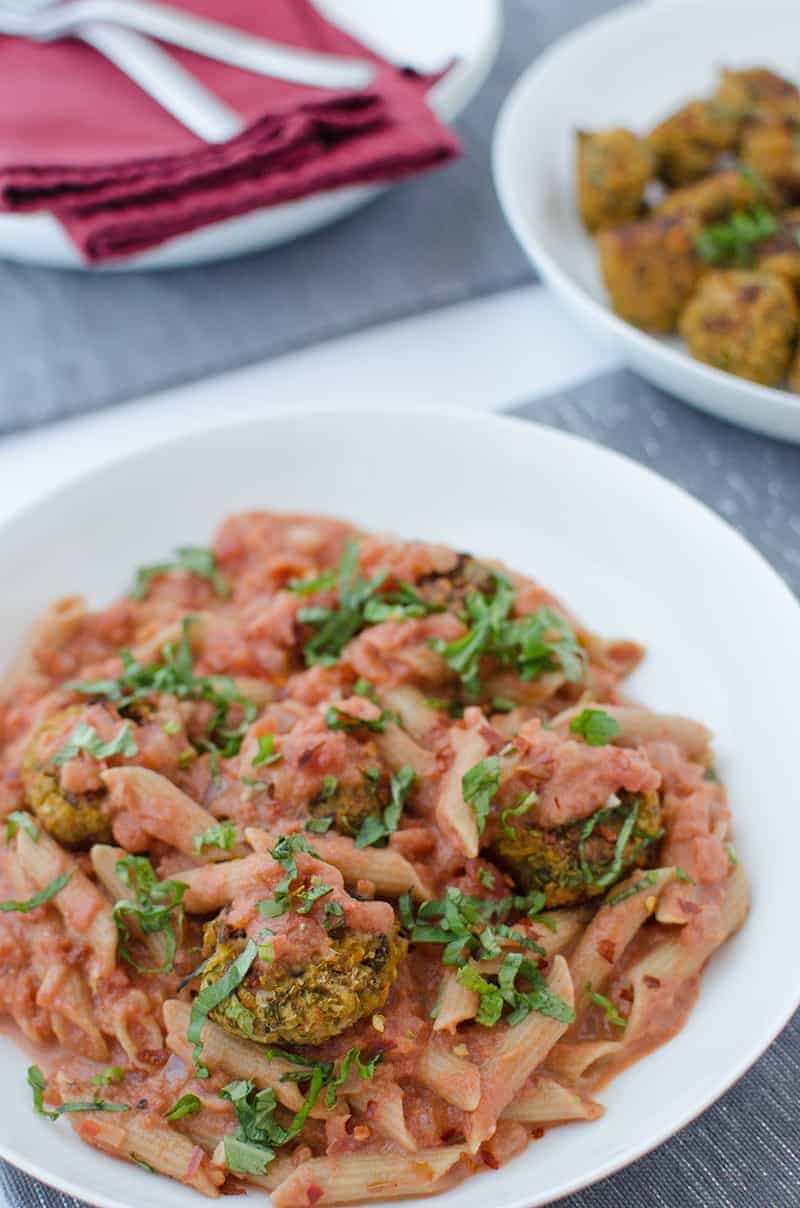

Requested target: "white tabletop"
[{"left": 0, "top": 284, "right": 618, "bottom": 522}]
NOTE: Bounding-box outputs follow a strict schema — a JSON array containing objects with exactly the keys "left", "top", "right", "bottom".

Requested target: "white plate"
[
  {"left": 493, "top": 0, "right": 800, "bottom": 444},
  {"left": 0, "top": 0, "right": 501, "bottom": 271},
  {"left": 0, "top": 406, "right": 798, "bottom": 1207}
]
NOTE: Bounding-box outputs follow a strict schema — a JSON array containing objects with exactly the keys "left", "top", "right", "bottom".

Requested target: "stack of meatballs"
[{"left": 577, "top": 67, "right": 800, "bottom": 388}]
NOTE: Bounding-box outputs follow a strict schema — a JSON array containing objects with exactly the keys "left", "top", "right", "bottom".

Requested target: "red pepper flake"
[
  {"left": 441, "top": 1128, "right": 462, "bottom": 1145},
  {"left": 644, "top": 975, "right": 661, "bottom": 989},
  {"left": 307, "top": 1184, "right": 324, "bottom": 1206},
  {"left": 136, "top": 1048, "right": 169, "bottom": 1068},
  {"left": 531, "top": 1127, "right": 545, "bottom": 1140},
  {"left": 678, "top": 898, "right": 701, "bottom": 916},
  {"left": 619, "top": 986, "right": 634, "bottom": 1003},
  {"left": 597, "top": 939, "right": 616, "bottom": 964},
  {"left": 480, "top": 1147, "right": 500, "bottom": 1170}
]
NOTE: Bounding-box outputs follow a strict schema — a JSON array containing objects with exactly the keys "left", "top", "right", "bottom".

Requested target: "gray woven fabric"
[
  {"left": 0, "top": 0, "right": 624, "bottom": 436},
  {"left": 2, "top": 368, "right": 798, "bottom": 1207}
]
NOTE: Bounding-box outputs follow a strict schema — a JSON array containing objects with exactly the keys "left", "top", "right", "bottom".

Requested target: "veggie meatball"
[
  {"left": 576, "top": 128, "right": 655, "bottom": 232},
  {"left": 414, "top": 553, "right": 496, "bottom": 612},
  {"left": 756, "top": 208, "right": 800, "bottom": 285},
  {"left": 202, "top": 918, "right": 405, "bottom": 1047},
  {"left": 741, "top": 117, "right": 800, "bottom": 200},
  {"left": 308, "top": 763, "right": 391, "bottom": 838},
  {"left": 679, "top": 269, "right": 798, "bottom": 385},
  {"left": 714, "top": 67, "right": 800, "bottom": 123},
  {"left": 488, "top": 789, "right": 663, "bottom": 908},
  {"left": 655, "top": 168, "right": 775, "bottom": 223},
  {"left": 21, "top": 706, "right": 112, "bottom": 848},
  {"left": 597, "top": 213, "right": 705, "bottom": 332},
  {"left": 649, "top": 100, "right": 742, "bottom": 187}
]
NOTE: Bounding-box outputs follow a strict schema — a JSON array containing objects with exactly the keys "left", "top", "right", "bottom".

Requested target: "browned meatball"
[
  {"left": 649, "top": 100, "right": 743, "bottom": 187},
  {"left": 679, "top": 270, "right": 798, "bottom": 385},
  {"left": 756, "top": 208, "right": 800, "bottom": 286},
  {"left": 714, "top": 68, "right": 800, "bottom": 123},
  {"left": 655, "top": 168, "right": 776, "bottom": 223},
  {"left": 576, "top": 128, "right": 655, "bottom": 232},
  {"left": 741, "top": 117, "right": 800, "bottom": 200},
  {"left": 597, "top": 213, "right": 705, "bottom": 333}
]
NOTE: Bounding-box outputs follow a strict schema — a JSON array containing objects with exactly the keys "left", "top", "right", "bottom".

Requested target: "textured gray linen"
[
  {"left": 0, "top": 0, "right": 628, "bottom": 435},
  {"left": 2, "top": 368, "right": 798, "bottom": 1207}
]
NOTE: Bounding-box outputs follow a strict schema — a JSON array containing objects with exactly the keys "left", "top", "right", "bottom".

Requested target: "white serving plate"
[
  {"left": 0, "top": 406, "right": 798, "bottom": 1206},
  {"left": 0, "top": 0, "right": 501, "bottom": 270},
  {"left": 493, "top": 0, "right": 800, "bottom": 443}
]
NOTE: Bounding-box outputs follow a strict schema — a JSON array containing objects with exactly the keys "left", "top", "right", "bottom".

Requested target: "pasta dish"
[{"left": 0, "top": 512, "right": 748, "bottom": 1203}]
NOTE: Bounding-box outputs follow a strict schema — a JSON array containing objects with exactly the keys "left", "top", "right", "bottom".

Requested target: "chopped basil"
[
  {"left": 258, "top": 834, "right": 317, "bottom": 921},
  {"left": 295, "top": 876, "right": 334, "bottom": 915},
  {"left": 578, "top": 799, "right": 640, "bottom": 890},
  {"left": 52, "top": 721, "right": 138, "bottom": 766},
  {"left": 4, "top": 812, "right": 39, "bottom": 842},
  {"left": 193, "top": 819, "right": 237, "bottom": 855},
  {"left": 305, "top": 815, "right": 334, "bottom": 834},
  {"left": 477, "top": 867, "right": 496, "bottom": 889},
  {"left": 462, "top": 756, "right": 500, "bottom": 835},
  {"left": 189, "top": 940, "right": 258, "bottom": 1076},
  {"left": 458, "top": 952, "right": 574, "bottom": 1028},
  {"left": 725, "top": 843, "right": 739, "bottom": 866},
  {"left": 164, "top": 1093, "right": 202, "bottom": 1121},
  {"left": 68, "top": 619, "right": 256, "bottom": 762},
  {"left": 296, "top": 541, "right": 440, "bottom": 666},
  {"left": 92, "top": 1067, "right": 124, "bottom": 1087},
  {"left": 27, "top": 1065, "right": 130, "bottom": 1120},
  {"left": 353, "top": 677, "right": 377, "bottom": 700},
  {"left": 605, "top": 869, "right": 659, "bottom": 906},
  {"left": 324, "top": 900, "right": 345, "bottom": 932},
  {"left": 325, "top": 705, "right": 394, "bottom": 733},
  {"left": 569, "top": 708, "right": 621, "bottom": 747},
  {"left": 112, "top": 855, "right": 186, "bottom": 974},
  {"left": 500, "top": 789, "right": 538, "bottom": 839},
  {"left": 695, "top": 205, "right": 777, "bottom": 267},
  {"left": 404, "top": 886, "right": 544, "bottom": 966},
  {"left": 0, "top": 870, "right": 71, "bottom": 914},
  {"left": 323, "top": 1048, "right": 382, "bottom": 1109},
  {"left": 431, "top": 574, "right": 514, "bottom": 697},
  {"left": 133, "top": 546, "right": 229, "bottom": 601},
  {"left": 252, "top": 734, "right": 281, "bottom": 768},
  {"left": 491, "top": 696, "right": 516, "bottom": 713},
  {"left": 355, "top": 765, "right": 415, "bottom": 849},
  {"left": 431, "top": 572, "right": 585, "bottom": 698},
  {"left": 585, "top": 983, "right": 627, "bottom": 1029}
]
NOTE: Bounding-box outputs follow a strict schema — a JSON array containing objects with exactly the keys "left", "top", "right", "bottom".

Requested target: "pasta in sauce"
[{"left": 0, "top": 512, "right": 748, "bottom": 1204}]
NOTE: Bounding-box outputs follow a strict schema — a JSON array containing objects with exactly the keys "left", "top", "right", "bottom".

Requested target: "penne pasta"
[
  {"left": 163, "top": 1000, "right": 306, "bottom": 1112},
  {"left": 417, "top": 1041, "right": 481, "bottom": 1112},
  {"left": 501, "top": 1076, "right": 604, "bottom": 1124},
  {"left": 464, "top": 956, "right": 575, "bottom": 1153},
  {"left": 70, "top": 1111, "right": 224, "bottom": 1197},
  {"left": 434, "top": 719, "right": 489, "bottom": 859},
  {"left": 432, "top": 970, "right": 479, "bottom": 1033},
  {"left": 270, "top": 1147, "right": 466, "bottom": 1207},
  {"left": 102, "top": 767, "right": 234, "bottom": 859},
  {"left": 16, "top": 829, "right": 117, "bottom": 985},
  {"left": 245, "top": 826, "right": 431, "bottom": 900}
]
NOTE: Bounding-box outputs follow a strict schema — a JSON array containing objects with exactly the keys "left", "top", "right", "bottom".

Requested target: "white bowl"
[
  {"left": 0, "top": 0, "right": 501, "bottom": 270},
  {"left": 493, "top": 0, "right": 800, "bottom": 444},
  {"left": 1, "top": 406, "right": 798, "bottom": 1206}
]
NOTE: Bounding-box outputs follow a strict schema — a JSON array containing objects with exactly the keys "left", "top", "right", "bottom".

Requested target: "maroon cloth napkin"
[{"left": 0, "top": 0, "right": 461, "bottom": 261}]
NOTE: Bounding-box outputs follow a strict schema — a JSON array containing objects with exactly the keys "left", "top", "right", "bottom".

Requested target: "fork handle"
[{"left": 79, "top": 23, "right": 244, "bottom": 143}]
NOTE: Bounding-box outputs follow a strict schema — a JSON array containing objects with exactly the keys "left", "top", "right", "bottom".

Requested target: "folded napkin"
[{"left": 0, "top": 0, "right": 461, "bottom": 261}]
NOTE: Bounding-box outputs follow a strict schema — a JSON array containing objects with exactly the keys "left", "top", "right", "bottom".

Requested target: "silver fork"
[{"left": 2, "top": 0, "right": 244, "bottom": 141}]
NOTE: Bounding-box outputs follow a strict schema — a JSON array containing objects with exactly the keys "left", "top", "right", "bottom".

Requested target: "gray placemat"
[
  {"left": 2, "top": 367, "right": 798, "bottom": 1208},
  {"left": 0, "top": 0, "right": 629, "bottom": 436}
]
